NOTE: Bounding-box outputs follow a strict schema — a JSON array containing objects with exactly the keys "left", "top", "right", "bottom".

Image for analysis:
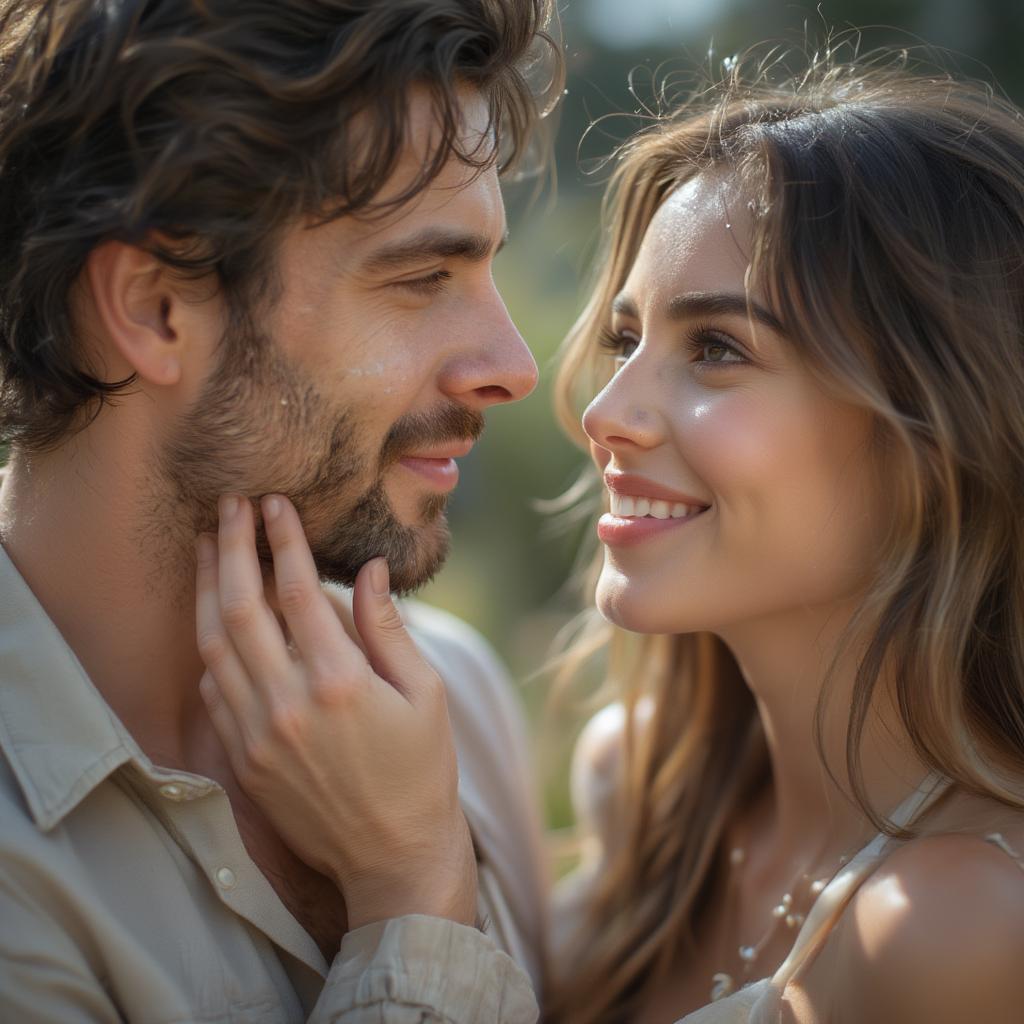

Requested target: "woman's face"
[{"left": 582, "top": 172, "right": 885, "bottom": 637}]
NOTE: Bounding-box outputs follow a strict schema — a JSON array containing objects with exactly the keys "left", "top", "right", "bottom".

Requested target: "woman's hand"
[{"left": 194, "top": 492, "right": 477, "bottom": 932}]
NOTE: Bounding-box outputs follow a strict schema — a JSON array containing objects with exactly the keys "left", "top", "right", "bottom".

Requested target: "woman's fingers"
[
  {"left": 193, "top": 498, "right": 472, "bottom": 926},
  {"left": 195, "top": 532, "right": 259, "bottom": 722},
  {"left": 352, "top": 558, "right": 443, "bottom": 707},
  {"left": 261, "top": 494, "right": 369, "bottom": 688},
  {"left": 216, "top": 494, "right": 294, "bottom": 699},
  {"left": 197, "top": 670, "right": 247, "bottom": 771}
]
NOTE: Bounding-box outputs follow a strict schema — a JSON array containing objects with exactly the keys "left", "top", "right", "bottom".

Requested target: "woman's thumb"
[{"left": 352, "top": 558, "right": 431, "bottom": 701}]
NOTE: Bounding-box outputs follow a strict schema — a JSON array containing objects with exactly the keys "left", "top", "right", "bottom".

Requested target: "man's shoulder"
[
  {"left": 321, "top": 584, "right": 527, "bottom": 753},
  {"left": 399, "top": 599, "right": 547, "bottom": 985},
  {"left": 400, "top": 599, "right": 518, "bottom": 717},
  {"left": 0, "top": 739, "right": 39, "bottom": 832},
  {"left": 399, "top": 598, "right": 534, "bottom": 776},
  {"left": 0, "top": 746, "right": 67, "bottom": 889}
]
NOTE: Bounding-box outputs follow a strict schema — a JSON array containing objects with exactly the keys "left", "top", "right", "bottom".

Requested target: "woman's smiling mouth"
[
  {"left": 608, "top": 493, "right": 703, "bottom": 519},
  {"left": 599, "top": 473, "right": 711, "bottom": 545}
]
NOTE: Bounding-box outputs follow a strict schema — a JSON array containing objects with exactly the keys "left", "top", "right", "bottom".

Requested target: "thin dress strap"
[
  {"left": 746, "top": 773, "right": 952, "bottom": 1024},
  {"left": 984, "top": 832, "right": 1024, "bottom": 869}
]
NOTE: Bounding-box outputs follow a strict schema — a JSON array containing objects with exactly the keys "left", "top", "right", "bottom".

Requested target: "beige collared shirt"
[{"left": 0, "top": 547, "right": 545, "bottom": 1022}]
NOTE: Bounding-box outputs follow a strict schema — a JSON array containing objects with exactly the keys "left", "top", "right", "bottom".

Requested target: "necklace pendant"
[
  {"left": 711, "top": 972, "right": 735, "bottom": 1001},
  {"left": 738, "top": 945, "right": 758, "bottom": 963}
]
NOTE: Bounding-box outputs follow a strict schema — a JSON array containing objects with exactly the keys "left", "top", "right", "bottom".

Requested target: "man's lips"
[
  {"left": 404, "top": 439, "right": 476, "bottom": 460},
  {"left": 397, "top": 439, "right": 476, "bottom": 491}
]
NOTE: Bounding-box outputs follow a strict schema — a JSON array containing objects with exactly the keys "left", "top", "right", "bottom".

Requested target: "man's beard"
[{"left": 150, "top": 319, "right": 483, "bottom": 598}]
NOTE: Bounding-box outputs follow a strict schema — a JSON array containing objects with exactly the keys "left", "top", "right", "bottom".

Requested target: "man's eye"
[{"left": 397, "top": 270, "right": 452, "bottom": 295}]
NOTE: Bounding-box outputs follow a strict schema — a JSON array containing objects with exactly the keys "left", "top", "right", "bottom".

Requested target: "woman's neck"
[{"left": 720, "top": 599, "right": 931, "bottom": 867}]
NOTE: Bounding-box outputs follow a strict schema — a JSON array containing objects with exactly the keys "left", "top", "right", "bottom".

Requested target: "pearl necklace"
[{"left": 709, "top": 845, "right": 849, "bottom": 1003}]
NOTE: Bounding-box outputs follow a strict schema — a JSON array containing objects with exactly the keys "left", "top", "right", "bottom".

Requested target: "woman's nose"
[{"left": 581, "top": 363, "right": 664, "bottom": 454}]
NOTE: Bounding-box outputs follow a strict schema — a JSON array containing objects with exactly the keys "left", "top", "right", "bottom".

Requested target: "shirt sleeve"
[{"left": 308, "top": 915, "right": 539, "bottom": 1024}]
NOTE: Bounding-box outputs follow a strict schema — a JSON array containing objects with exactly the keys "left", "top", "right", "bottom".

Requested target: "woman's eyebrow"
[
  {"left": 611, "top": 290, "right": 784, "bottom": 334},
  {"left": 667, "top": 291, "right": 784, "bottom": 333},
  {"left": 611, "top": 294, "right": 640, "bottom": 318}
]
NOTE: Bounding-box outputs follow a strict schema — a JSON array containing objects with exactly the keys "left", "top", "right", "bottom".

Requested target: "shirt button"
[
  {"left": 159, "top": 783, "right": 185, "bottom": 800},
  {"left": 215, "top": 867, "right": 237, "bottom": 890}
]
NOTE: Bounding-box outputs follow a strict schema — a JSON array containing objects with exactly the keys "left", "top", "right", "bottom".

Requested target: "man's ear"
[{"left": 86, "top": 241, "right": 189, "bottom": 387}]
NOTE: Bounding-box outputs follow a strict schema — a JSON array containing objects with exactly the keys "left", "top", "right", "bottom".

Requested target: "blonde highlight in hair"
[{"left": 548, "top": 43, "right": 1024, "bottom": 1024}]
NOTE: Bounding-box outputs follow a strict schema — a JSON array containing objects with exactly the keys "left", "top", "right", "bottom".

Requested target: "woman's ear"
[{"left": 85, "top": 241, "right": 186, "bottom": 387}]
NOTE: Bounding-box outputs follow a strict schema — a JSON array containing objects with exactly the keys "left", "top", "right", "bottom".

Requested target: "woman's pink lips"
[
  {"left": 398, "top": 456, "right": 460, "bottom": 491},
  {"left": 597, "top": 509, "right": 707, "bottom": 547},
  {"left": 604, "top": 472, "right": 708, "bottom": 508}
]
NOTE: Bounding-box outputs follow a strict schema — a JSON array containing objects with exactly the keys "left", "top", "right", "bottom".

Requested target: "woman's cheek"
[{"left": 674, "top": 394, "right": 781, "bottom": 498}]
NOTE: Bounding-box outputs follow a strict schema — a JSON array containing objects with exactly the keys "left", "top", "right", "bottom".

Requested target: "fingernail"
[
  {"left": 263, "top": 495, "right": 281, "bottom": 521},
  {"left": 219, "top": 494, "right": 239, "bottom": 522},
  {"left": 369, "top": 559, "right": 390, "bottom": 597},
  {"left": 195, "top": 534, "right": 216, "bottom": 566}
]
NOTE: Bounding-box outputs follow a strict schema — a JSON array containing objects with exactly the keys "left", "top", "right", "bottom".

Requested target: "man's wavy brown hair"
[{"left": 0, "top": 0, "right": 561, "bottom": 452}]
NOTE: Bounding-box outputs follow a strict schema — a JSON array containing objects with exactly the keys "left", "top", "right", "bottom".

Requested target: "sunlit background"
[{"left": 418, "top": 0, "right": 1024, "bottom": 835}]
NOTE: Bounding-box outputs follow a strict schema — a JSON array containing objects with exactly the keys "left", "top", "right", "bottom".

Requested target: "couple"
[{"left": 3, "top": 1, "right": 1024, "bottom": 1022}]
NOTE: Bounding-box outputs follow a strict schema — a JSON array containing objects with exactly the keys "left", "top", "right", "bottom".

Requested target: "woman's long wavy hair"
[{"left": 547, "top": 45, "right": 1024, "bottom": 1024}]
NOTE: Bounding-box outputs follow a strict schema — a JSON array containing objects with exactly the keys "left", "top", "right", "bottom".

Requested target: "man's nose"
[{"left": 441, "top": 288, "right": 538, "bottom": 410}]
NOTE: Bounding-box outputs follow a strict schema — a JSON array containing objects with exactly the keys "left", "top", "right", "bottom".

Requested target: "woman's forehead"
[{"left": 623, "top": 171, "right": 759, "bottom": 308}]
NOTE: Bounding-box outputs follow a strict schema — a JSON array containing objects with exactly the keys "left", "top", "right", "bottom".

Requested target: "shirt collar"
[{"left": 0, "top": 543, "right": 142, "bottom": 830}]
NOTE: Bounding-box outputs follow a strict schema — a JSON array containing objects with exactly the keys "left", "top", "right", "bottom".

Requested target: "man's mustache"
[{"left": 379, "top": 403, "right": 485, "bottom": 467}]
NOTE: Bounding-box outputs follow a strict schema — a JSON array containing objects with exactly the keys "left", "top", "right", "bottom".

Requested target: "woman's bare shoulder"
[
  {"left": 828, "top": 829, "right": 1024, "bottom": 1023},
  {"left": 568, "top": 698, "right": 655, "bottom": 846}
]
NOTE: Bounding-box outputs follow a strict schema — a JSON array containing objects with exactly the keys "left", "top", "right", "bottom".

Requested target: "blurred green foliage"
[{"left": 419, "top": 0, "right": 1024, "bottom": 831}]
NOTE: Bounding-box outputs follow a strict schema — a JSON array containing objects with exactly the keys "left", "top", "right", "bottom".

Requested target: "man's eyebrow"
[
  {"left": 360, "top": 227, "right": 508, "bottom": 274},
  {"left": 611, "top": 291, "right": 784, "bottom": 335}
]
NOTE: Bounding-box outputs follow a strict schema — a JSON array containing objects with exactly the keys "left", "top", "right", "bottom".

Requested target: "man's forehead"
[
  {"left": 333, "top": 154, "right": 507, "bottom": 268},
  {"left": 403, "top": 83, "right": 494, "bottom": 158},
  {"left": 293, "top": 86, "right": 503, "bottom": 271},
  {"left": 353, "top": 82, "right": 496, "bottom": 209}
]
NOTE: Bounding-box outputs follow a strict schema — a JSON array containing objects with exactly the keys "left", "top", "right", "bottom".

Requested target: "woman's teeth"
[{"left": 609, "top": 494, "right": 704, "bottom": 519}]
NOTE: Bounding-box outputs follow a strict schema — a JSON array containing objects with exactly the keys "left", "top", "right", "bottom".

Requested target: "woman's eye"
[
  {"left": 703, "top": 341, "right": 737, "bottom": 362},
  {"left": 691, "top": 329, "right": 746, "bottom": 366},
  {"left": 598, "top": 326, "right": 640, "bottom": 366}
]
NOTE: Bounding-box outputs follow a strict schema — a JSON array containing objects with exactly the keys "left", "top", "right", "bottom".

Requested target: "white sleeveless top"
[
  {"left": 556, "top": 712, "right": 1024, "bottom": 1024},
  {"left": 676, "top": 774, "right": 1024, "bottom": 1023}
]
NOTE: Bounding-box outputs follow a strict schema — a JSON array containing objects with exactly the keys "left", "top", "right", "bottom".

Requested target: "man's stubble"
[{"left": 145, "top": 319, "right": 482, "bottom": 604}]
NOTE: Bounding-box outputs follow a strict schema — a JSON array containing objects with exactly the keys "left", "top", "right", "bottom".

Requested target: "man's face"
[{"left": 159, "top": 88, "right": 537, "bottom": 593}]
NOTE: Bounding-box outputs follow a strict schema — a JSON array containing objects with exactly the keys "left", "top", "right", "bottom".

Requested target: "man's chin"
[
  {"left": 385, "top": 529, "right": 450, "bottom": 596},
  {"left": 389, "top": 490, "right": 449, "bottom": 530},
  {"left": 311, "top": 517, "right": 451, "bottom": 597}
]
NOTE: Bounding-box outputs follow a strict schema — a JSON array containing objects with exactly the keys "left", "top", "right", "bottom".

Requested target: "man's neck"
[{"left": 0, "top": 438, "right": 207, "bottom": 770}]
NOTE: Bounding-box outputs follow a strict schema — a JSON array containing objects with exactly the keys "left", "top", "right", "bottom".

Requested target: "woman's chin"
[{"left": 596, "top": 575, "right": 673, "bottom": 634}]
